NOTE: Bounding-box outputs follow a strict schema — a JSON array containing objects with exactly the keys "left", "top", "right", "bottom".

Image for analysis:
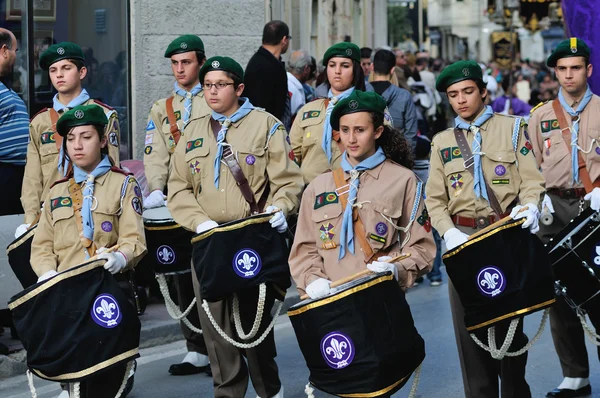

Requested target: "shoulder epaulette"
[
  {"left": 92, "top": 99, "right": 115, "bottom": 111},
  {"left": 530, "top": 100, "right": 547, "bottom": 115},
  {"left": 30, "top": 107, "right": 49, "bottom": 122},
  {"left": 110, "top": 166, "right": 133, "bottom": 176},
  {"left": 50, "top": 176, "right": 70, "bottom": 189}
]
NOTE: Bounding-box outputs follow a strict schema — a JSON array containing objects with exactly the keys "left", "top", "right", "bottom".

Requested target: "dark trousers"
[
  {"left": 174, "top": 272, "right": 208, "bottom": 355},
  {"left": 76, "top": 363, "right": 128, "bottom": 398},
  {"left": 0, "top": 162, "right": 24, "bottom": 215},
  {"left": 450, "top": 225, "right": 531, "bottom": 398},
  {"left": 191, "top": 266, "right": 281, "bottom": 398},
  {"left": 538, "top": 193, "right": 600, "bottom": 377}
]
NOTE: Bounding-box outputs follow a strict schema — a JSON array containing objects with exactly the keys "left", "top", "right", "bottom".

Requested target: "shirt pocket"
[
  {"left": 543, "top": 132, "right": 569, "bottom": 167},
  {"left": 311, "top": 202, "right": 343, "bottom": 250},
  {"left": 483, "top": 150, "right": 518, "bottom": 204},
  {"left": 40, "top": 143, "right": 59, "bottom": 176},
  {"left": 444, "top": 160, "right": 468, "bottom": 199},
  {"left": 587, "top": 129, "right": 600, "bottom": 161},
  {"left": 51, "top": 206, "right": 77, "bottom": 250},
  {"left": 236, "top": 146, "right": 266, "bottom": 181},
  {"left": 299, "top": 118, "right": 323, "bottom": 152},
  {"left": 367, "top": 200, "right": 403, "bottom": 252},
  {"left": 184, "top": 144, "right": 210, "bottom": 195},
  {"left": 93, "top": 203, "right": 120, "bottom": 249}
]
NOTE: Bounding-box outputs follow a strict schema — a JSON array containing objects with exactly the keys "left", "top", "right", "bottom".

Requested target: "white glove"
[
  {"left": 37, "top": 270, "right": 58, "bottom": 282},
  {"left": 305, "top": 278, "right": 332, "bottom": 299},
  {"left": 509, "top": 203, "right": 540, "bottom": 234},
  {"left": 542, "top": 194, "right": 555, "bottom": 214},
  {"left": 444, "top": 228, "right": 469, "bottom": 251},
  {"left": 196, "top": 220, "right": 219, "bottom": 234},
  {"left": 266, "top": 205, "right": 287, "bottom": 233},
  {"left": 585, "top": 188, "right": 600, "bottom": 212},
  {"left": 97, "top": 249, "right": 127, "bottom": 274},
  {"left": 367, "top": 256, "right": 398, "bottom": 280},
  {"left": 15, "top": 223, "right": 30, "bottom": 239},
  {"left": 143, "top": 189, "right": 166, "bottom": 209}
]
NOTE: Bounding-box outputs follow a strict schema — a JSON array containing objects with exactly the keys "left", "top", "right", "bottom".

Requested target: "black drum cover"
[
  {"left": 191, "top": 213, "right": 291, "bottom": 302},
  {"left": 546, "top": 208, "right": 600, "bottom": 312},
  {"left": 8, "top": 259, "right": 140, "bottom": 382},
  {"left": 288, "top": 272, "right": 424, "bottom": 397},
  {"left": 7, "top": 224, "right": 38, "bottom": 289},
  {"left": 443, "top": 219, "right": 555, "bottom": 331}
]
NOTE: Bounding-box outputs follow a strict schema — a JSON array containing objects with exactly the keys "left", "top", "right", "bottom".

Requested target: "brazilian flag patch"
[
  {"left": 314, "top": 192, "right": 339, "bottom": 209},
  {"left": 185, "top": 138, "right": 204, "bottom": 153},
  {"left": 302, "top": 110, "right": 321, "bottom": 120},
  {"left": 51, "top": 196, "right": 72, "bottom": 211},
  {"left": 41, "top": 131, "right": 56, "bottom": 144}
]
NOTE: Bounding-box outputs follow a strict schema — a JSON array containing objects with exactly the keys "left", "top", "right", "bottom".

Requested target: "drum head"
[{"left": 143, "top": 206, "right": 174, "bottom": 224}]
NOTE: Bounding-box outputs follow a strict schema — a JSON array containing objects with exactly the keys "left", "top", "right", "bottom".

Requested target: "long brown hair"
[{"left": 371, "top": 112, "right": 414, "bottom": 169}]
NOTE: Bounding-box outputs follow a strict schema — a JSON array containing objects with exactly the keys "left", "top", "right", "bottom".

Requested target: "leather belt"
[
  {"left": 451, "top": 212, "right": 510, "bottom": 229},
  {"left": 547, "top": 188, "right": 587, "bottom": 199}
]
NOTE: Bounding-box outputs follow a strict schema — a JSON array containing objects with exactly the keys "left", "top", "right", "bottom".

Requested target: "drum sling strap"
[
  {"left": 552, "top": 98, "right": 600, "bottom": 192},
  {"left": 166, "top": 96, "right": 182, "bottom": 145},
  {"left": 210, "top": 118, "right": 269, "bottom": 214},
  {"left": 453, "top": 128, "right": 504, "bottom": 217},
  {"left": 67, "top": 178, "right": 97, "bottom": 256}
]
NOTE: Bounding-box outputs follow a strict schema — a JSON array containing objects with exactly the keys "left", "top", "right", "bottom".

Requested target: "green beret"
[
  {"left": 164, "top": 35, "right": 205, "bottom": 58},
  {"left": 435, "top": 60, "right": 483, "bottom": 92},
  {"left": 39, "top": 42, "right": 84, "bottom": 70},
  {"left": 322, "top": 42, "right": 361, "bottom": 65},
  {"left": 199, "top": 56, "right": 244, "bottom": 83},
  {"left": 56, "top": 105, "right": 108, "bottom": 137},
  {"left": 330, "top": 91, "right": 387, "bottom": 130},
  {"left": 547, "top": 37, "right": 590, "bottom": 67}
]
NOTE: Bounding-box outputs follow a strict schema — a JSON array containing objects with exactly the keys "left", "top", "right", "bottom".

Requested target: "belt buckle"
[
  {"left": 476, "top": 217, "right": 490, "bottom": 228},
  {"left": 564, "top": 189, "right": 573, "bottom": 198}
]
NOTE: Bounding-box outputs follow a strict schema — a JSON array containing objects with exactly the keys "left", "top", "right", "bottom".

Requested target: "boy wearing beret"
[
  {"left": 18, "top": 42, "right": 121, "bottom": 238},
  {"left": 529, "top": 38, "right": 600, "bottom": 398},
  {"left": 425, "top": 60, "right": 545, "bottom": 398},
  {"left": 141, "top": 35, "right": 212, "bottom": 377},
  {"left": 168, "top": 56, "right": 303, "bottom": 398}
]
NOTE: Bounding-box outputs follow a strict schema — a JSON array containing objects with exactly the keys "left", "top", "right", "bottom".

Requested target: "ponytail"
[{"left": 371, "top": 112, "right": 414, "bottom": 169}]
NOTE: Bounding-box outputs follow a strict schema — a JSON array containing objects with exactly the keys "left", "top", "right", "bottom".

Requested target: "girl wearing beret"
[
  {"left": 31, "top": 104, "right": 146, "bottom": 398},
  {"left": 289, "top": 90, "right": 434, "bottom": 298}
]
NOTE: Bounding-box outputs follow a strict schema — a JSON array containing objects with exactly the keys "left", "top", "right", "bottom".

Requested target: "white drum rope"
[
  {"left": 304, "top": 382, "right": 315, "bottom": 398},
  {"left": 114, "top": 360, "right": 135, "bottom": 398},
  {"left": 156, "top": 274, "right": 202, "bottom": 334},
  {"left": 202, "top": 297, "right": 284, "bottom": 349},
  {"left": 578, "top": 312, "right": 600, "bottom": 346},
  {"left": 71, "top": 382, "right": 80, "bottom": 398},
  {"left": 233, "top": 283, "right": 267, "bottom": 340},
  {"left": 470, "top": 309, "right": 549, "bottom": 359},
  {"left": 408, "top": 363, "right": 422, "bottom": 398},
  {"left": 26, "top": 370, "right": 37, "bottom": 398}
]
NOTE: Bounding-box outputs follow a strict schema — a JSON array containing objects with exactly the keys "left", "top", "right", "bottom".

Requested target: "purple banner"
[{"left": 562, "top": 0, "right": 600, "bottom": 94}]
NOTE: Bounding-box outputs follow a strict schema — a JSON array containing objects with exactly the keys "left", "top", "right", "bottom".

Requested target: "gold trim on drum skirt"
[
  {"left": 191, "top": 213, "right": 273, "bottom": 243},
  {"left": 465, "top": 298, "right": 556, "bottom": 331},
  {"left": 6, "top": 224, "right": 37, "bottom": 253}
]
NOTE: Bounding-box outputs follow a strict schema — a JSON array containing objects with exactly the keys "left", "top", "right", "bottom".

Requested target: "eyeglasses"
[{"left": 204, "top": 82, "right": 234, "bottom": 90}]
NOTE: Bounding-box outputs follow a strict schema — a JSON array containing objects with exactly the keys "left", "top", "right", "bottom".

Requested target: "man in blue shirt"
[{"left": 0, "top": 28, "right": 28, "bottom": 215}]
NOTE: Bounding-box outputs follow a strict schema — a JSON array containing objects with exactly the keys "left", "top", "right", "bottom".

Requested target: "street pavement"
[{"left": 2, "top": 268, "right": 600, "bottom": 397}]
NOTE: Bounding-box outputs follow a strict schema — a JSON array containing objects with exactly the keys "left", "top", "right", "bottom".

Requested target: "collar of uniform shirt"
[
  {"left": 341, "top": 158, "right": 385, "bottom": 180},
  {"left": 458, "top": 107, "right": 492, "bottom": 132}
]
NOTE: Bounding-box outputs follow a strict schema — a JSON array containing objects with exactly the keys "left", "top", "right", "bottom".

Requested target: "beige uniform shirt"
[
  {"left": 425, "top": 111, "right": 545, "bottom": 236},
  {"left": 289, "top": 160, "right": 435, "bottom": 294},
  {"left": 31, "top": 169, "right": 147, "bottom": 276},
  {"left": 22, "top": 99, "right": 121, "bottom": 224},
  {"left": 143, "top": 90, "right": 211, "bottom": 192},
  {"left": 167, "top": 109, "right": 304, "bottom": 231},
  {"left": 290, "top": 99, "right": 343, "bottom": 185},
  {"left": 528, "top": 95, "right": 600, "bottom": 189}
]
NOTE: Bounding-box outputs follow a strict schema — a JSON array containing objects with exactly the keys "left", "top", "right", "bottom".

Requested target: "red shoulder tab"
[
  {"left": 50, "top": 176, "right": 69, "bottom": 189},
  {"left": 110, "top": 166, "right": 133, "bottom": 176},
  {"left": 30, "top": 107, "right": 49, "bottom": 122},
  {"left": 92, "top": 99, "right": 115, "bottom": 111}
]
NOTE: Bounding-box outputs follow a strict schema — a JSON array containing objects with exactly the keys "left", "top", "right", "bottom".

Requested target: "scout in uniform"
[
  {"left": 529, "top": 38, "right": 600, "bottom": 398},
  {"left": 425, "top": 60, "right": 545, "bottom": 398},
  {"left": 289, "top": 42, "right": 367, "bottom": 185},
  {"left": 167, "top": 57, "right": 303, "bottom": 398},
  {"left": 142, "top": 34, "right": 212, "bottom": 377},
  {"left": 289, "top": 90, "right": 435, "bottom": 298},
  {"left": 18, "top": 42, "right": 121, "bottom": 237},
  {"left": 31, "top": 104, "right": 146, "bottom": 397}
]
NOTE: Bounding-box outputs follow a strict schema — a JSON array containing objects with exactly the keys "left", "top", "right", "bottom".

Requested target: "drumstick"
[
  {"left": 88, "top": 244, "right": 121, "bottom": 262},
  {"left": 468, "top": 206, "right": 529, "bottom": 241},
  {"left": 300, "top": 253, "right": 411, "bottom": 300}
]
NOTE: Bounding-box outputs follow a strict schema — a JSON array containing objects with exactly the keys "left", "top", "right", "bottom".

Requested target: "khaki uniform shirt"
[
  {"left": 22, "top": 99, "right": 121, "bottom": 224},
  {"left": 528, "top": 95, "right": 600, "bottom": 189},
  {"left": 31, "top": 170, "right": 147, "bottom": 276},
  {"left": 143, "top": 90, "right": 211, "bottom": 192},
  {"left": 290, "top": 99, "right": 343, "bottom": 185},
  {"left": 425, "top": 111, "right": 545, "bottom": 236},
  {"left": 289, "top": 160, "right": 435, "bottom": 294},
  {"left": 167, "top": 109, "right": 304, "bottom": 231}
]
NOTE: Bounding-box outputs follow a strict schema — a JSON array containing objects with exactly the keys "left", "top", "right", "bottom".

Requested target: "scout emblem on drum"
[
  {"left": 476, "top": 266, "right": 506, "bottom": 297},
  {"left": 320, "top": 331, "right": 355, "bottom": 369},
  {"left": 91, "top": 294, "right": 122, "bottom": 328},
  {"left": 233, "top": 248, "right": 262, "bottom": 278}
]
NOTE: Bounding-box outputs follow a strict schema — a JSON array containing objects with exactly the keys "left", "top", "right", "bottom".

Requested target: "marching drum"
[
  {"left": 7, "top": 224, "right": 38, "bottom": 289},
  {"left": 142, "top": 206, "right": 194, "bottom": 275},
  {"left": 288, "top": 271, "right": 424, "bottom": 397},
  {"left": 546, "top": 207, "right": 600, "bottom": 313}
]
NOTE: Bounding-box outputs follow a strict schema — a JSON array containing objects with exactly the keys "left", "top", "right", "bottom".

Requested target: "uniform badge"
[
  {"left": 145, "top": 133, "right": 153, "bottom": 145},
  {"left": 452, "top": 147, "right": 462, "bottom": 159},
  {"left": 144, "top": 145, "right": 153, "bottom": 155},
  {"left": 450, "top": 173, "right": 464, "bottom": 197},
  {"left": 596, "top": 147, "right": 600, "bottom": 155},
  {"left": 246, "top": 155, "right": 256, "bottom": 165},
  {"left": 441, "top": 147, "right": 451, "bottom": 164},
  {"left": 134, "top": 185, "right": 142, "bottom": 199},
  {"left": 375, "top": 222, "right": 388, "bottom": 235},
  {"left": 520, "top": 146, "right": 530, "bottom": 156},
  {"left": 185, "top": 138, "right": 204, "bottom": 153},
  {"left": 101, "top": 221, "right": 113, "bottom": 232},
  {"left": 286, "top": 135, "right": 291, "bottom": 145},
  {"left": 369, "top": 233, "right": 386, "bottom": 244},
  {"left": 314, "top": 192, "right": 338, "bottom": 209},
  {"left": 302, "top": 111, "right": 320, "bottom": 120},
  {"left": 131, "top": 197, "right": 143, "bottom": 215},
  {"left": 168, "top": 135, "right": 176, "bottom": 149},
  {"left": 174, "top": 110, "right": 182, "bottom": 121},
  {"left": 41, "top": 131, "right": 56, "bottom": 144},
  {"left": 306, "top": 132, "right": 311, "bottom": 138},
  {"left": 525, "top": 141, "right": 533, "bottom": 150},
  {"left": 288, "top": 149, "right": 295, "bottom": 161},
  {"left": 189, "top": 160, "right": 201, "bottom": 175},
  {"left": 319, "top": 223, "right": 335, "bottom": 242},
  {"left": 109, "top": 132, "right": 118, "bottom": 146},
  {"left": 494, "top": 165, "right": 506, "bottom": 176},
  {"left": 417, "top": 208, "right": 431, "bottom": 232},
  {"left": 492, "top": 178, "right": 510, "bottom": 185},
  {"left": 146, "top": 120, "right": 156, "bottom": 131},
  {"left": 50, "top": 196, "right": 72, "bottom": 211}
]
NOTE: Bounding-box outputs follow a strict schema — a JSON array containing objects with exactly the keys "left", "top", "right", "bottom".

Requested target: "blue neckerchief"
[
  {"left": 52, "top": 89, "right": 90, "bottom": 113},
  {"left": 322, "top": 87, "right": 355, "bottom": 163},
  {"left": 173, "top": 81, "right": 203, "bottom": 130},
  {"left": 558, "top": 86, "right": 593, "bottom": 185},
  {"left": 455, "top": 106, "right": 494, "bottom": 202},
  {"left": 212, "top": 98, "right": 254, "bottom": 188},
  {"left": 73, "top": 155, "right": 112, "bottom": 258},
  {"left": 338, "top": 147, "right": 387, "bottom": 260}
]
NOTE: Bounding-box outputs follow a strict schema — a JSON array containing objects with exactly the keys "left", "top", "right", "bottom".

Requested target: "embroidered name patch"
[
  {"left": 41, "top": 131, "right": 56, "bottom": 144},
  {"left": 302, "top": 110, "right": 321, "bottom": 120},
  {"left": 185, "top": 138, "right": 204, "bottom": 153},
  {"left": 50, "top": 196, "right": 72, "bottom": 211},
  {"left": 441, "top": 147, "right": 462, "bottom": 164},
  {"left": 314, "top": 192, "right": 338, "bottom": 209}
]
